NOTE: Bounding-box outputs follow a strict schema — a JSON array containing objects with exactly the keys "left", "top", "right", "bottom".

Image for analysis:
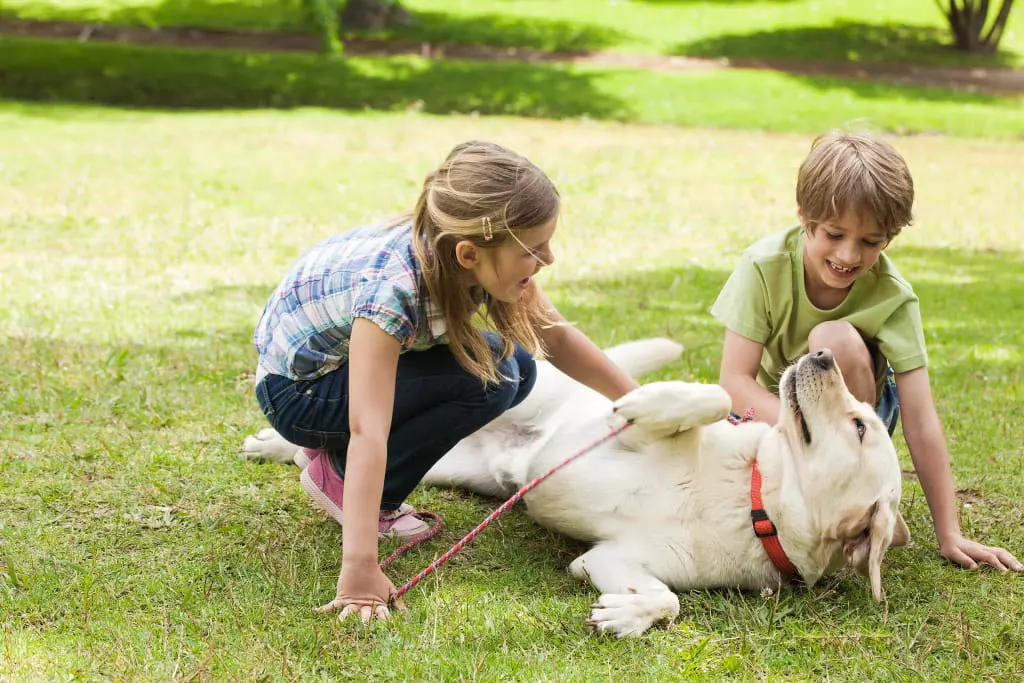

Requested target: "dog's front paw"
[
  {"left": 613, "top": 383, "right": 680, "bottom": 426},
  {"left": 587, "top": 592, "right": 679, "bottom": 638},
  {"left": 613, "top": 382, "right": 731, "bottom": 433},
  {"left": 241, "top": 428, "right": 301, "bottom": 465}
]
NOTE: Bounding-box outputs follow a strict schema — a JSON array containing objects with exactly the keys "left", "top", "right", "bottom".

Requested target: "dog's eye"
[{"left": 853, "top": 417, "right": 866, "bottom": 442}]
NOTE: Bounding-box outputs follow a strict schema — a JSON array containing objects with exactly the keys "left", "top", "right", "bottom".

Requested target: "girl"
[{"left": 253, "top": 141, "right": 639, "bottom": 622}]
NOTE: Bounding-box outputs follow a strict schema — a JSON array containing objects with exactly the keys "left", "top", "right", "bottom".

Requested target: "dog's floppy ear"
[
  {"left": 836, "top": 502, "right": 900, "bottom": 602},
  {"left": 891, "top": 509, "right": 911, "bottom": 548}
]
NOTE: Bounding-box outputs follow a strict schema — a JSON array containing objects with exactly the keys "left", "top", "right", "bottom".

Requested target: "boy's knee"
[
  {"left": 808, "top": 321, "right": 875, "bottom": 384},
  {"left": 809, "top": 322, "right": 868, "bottom": 359}
]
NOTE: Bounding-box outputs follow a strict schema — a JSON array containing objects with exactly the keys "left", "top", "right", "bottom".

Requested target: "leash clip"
[{"left": 751, "top": 508, "right": 778, "bottom": 538}]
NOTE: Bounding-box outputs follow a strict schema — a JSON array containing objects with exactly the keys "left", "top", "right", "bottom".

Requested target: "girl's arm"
[
  {"left": 534, "top": 287, "right": 638, "bottom": 401},
  {"left": 897, "top": 367, "right": 1022, "bottom": 572},
  {"left": 719, "top": 329, "right": 780, "bottom": 423},
  {"left": 318, "top": 318, "right": 406, "bottom": 621}
]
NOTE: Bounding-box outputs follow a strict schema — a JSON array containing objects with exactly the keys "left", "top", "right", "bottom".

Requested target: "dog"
[{"left": 243, "top": 339, "right": 909, "bottom": 637}]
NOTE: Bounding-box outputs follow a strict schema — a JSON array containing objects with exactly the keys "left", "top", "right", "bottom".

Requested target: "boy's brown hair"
[{"left": 796, "top": 131, "right": 914, "bottom": 243}]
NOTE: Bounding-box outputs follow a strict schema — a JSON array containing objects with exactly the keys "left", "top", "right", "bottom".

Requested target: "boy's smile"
[{"left": 801, "top": 208, "right": 887, "bottom": 309}]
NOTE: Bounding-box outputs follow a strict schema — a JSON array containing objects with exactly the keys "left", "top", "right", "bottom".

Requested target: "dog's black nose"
[{"left": 810, "top": 349, "right": 835, "bottom": 370}]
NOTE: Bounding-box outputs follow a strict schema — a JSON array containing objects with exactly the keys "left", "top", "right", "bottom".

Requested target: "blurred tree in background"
[
  {"left": 937, "top": 0, "right": 1016, "bottom": 53},
  {"left": 306, "top": 0, "right": 414, "bottom": 54}
]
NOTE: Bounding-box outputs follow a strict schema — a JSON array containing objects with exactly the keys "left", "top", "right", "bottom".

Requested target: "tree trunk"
[
  {"left": 340, "top": 0, "right": 415, "bottom": 31},
  {"left": 939, "top": 0, "right": 1016, "bottom": 54}
]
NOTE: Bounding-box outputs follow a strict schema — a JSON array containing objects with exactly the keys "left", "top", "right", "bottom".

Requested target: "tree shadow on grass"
[
  {"left": 8, "top": 0, "right": 632, "bottom": 53},
  {"left": 371, "top": 10, "right": 628, "bottom": 53},
  {"left": 0, "top": 37, "right": 628, "bottom": 118},
  {"left": 772, "top": 70, "right": 1022, "bottom": 107},
  {"left": 636, "top": 0, "right": 800, "bottom": 4},
  {"left": 672, "top": 20, "right": 1020, "bottom": 68}
]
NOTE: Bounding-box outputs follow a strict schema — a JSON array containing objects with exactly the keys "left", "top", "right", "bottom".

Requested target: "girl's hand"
[
  {"left": 939, "top": 533, "right": 1023, "bottom": 572},
  {"left": 316, "top": 562, "right": 408, "bottom": 622}
]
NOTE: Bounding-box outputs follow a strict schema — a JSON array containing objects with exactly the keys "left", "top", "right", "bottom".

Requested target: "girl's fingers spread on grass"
[{"left": 315, "top": 598, "right": 345, "bottom": 614}]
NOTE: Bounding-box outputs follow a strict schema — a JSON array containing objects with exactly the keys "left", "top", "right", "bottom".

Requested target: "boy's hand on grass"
[
  {"left": 316, "top": 563, "right": 408, "bottom": 622},
  {"left": 939, "top": 533, "right": 1023, "bottom": 572}
]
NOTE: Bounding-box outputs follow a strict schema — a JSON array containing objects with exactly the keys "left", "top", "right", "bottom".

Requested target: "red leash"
[{"left": 384, "top": 420, "right": 633, "bottom": 602}]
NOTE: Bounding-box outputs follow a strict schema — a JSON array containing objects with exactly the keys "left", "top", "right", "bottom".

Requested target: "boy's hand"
[{"left": 939, "top": 533, "right": 1023, "bottom": 572}]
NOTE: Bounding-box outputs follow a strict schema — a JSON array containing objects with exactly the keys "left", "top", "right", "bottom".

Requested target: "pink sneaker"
[
  {"left": 294, "top": 447, "right": 321, "bottom": 470},
  {"left": 300, "top": 452, "right": 345, "bottom": 526},
  {"left": 300, "top": 453, "right": 432, "bottom": 540},
  {"left": 378, "top": 504, "right": 430, "bottom": 540}
]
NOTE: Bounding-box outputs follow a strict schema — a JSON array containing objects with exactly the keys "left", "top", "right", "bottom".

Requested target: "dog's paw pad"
[
  {"left": 240, "top": 429, "right": 298, "bottom": 464},
  {"left": 612, "top": 386, "right": 666, "bottom": 422},
  {"left": 586, "top": 594, "right": 655, "bottom": 638}
]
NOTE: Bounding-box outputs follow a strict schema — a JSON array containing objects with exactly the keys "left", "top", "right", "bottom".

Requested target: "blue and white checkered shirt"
[{"left": 254, "top": 221, "right": 447, "bottom": 381}]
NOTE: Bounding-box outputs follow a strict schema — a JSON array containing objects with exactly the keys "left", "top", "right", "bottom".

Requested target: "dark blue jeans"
[{"left": 255, "top": 333, "right": 536, "bottom": 510}]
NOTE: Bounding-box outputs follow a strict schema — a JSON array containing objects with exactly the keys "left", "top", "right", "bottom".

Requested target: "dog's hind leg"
[
  {"left": 421, "top": 425, "right": 526, "bottom": 498},
  {"left": 603, "top": 338, "right": 683, "bottom": 379},
  {"left": 569, "top": 543, "right": 681, "bottom": 638}
]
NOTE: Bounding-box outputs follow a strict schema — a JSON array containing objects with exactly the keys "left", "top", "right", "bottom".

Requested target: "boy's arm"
[
  {"left": 719, "top": 329, "right": 780, "bottom": 423},
  {"left": 897, "top": 367, "right": 1022, "bottom": 572}
]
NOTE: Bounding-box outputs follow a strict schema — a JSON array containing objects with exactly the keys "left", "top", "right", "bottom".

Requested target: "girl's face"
[
  {"left": 463, "top": 216, "right": 557, "bottom": 304},
  {"left": 801, "top": 208, "right": 887, "bottom": 308}
]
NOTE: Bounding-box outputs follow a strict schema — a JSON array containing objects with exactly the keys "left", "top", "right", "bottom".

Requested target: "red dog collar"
[{"left": 750, "top": 460, "right": 801, "bottom": 580}]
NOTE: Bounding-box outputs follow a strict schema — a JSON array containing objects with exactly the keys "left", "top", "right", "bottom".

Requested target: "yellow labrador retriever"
[{"left": 243, "top": 339, "right": 909, "bottom": 637}]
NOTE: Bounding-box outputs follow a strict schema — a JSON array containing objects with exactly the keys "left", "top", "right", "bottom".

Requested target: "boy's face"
[{"left": 801, "top": 208, "right": 887, "bottom": 300}]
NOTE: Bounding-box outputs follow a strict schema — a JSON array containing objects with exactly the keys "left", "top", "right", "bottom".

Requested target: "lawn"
[
  {"left": 3, "top": 0, "right": 1023, "bottom": 67},
  {"left": 1, "top": 104, "right": 1022, "bottom": 679},
  {"left": 2, "top": 37, "right": 1023, "bottom": 140}
]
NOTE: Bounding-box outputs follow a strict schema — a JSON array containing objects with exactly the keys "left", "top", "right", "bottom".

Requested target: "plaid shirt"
[{"left": 254, "top": 221, "right": 447, "bottom": 381}]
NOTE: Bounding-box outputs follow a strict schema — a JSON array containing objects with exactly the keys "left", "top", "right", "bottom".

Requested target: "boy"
[{"left": 711, "top": 131, "right": 1021, "bottom": 572}]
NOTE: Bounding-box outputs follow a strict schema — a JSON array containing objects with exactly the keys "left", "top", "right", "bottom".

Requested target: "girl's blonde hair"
[
  {"left": 410, "top": 140, "right": 560, "bottom": 383},
  {"left": 796, "top": 131, "right": 914, "bottom": 243}
]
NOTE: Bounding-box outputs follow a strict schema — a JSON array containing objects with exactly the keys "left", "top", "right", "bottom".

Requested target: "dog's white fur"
[{"left": 243, "top": 339, "right": 909, "bottom": 637}]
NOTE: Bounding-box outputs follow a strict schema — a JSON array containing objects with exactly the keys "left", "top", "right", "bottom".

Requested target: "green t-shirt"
[{"left": 711, "top": 226, "right": 928, "bottom": 395}]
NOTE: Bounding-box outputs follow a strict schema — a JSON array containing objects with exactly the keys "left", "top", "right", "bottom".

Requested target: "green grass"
[
  {"left": 3, "top": 0, "right": 1024, "bottom": 67},
  {"left": 3, "top": 37, "right": 1023, "bottom": 139},
  {"left": 2, "top": 105, "right": 1023, "bottom": 679}
]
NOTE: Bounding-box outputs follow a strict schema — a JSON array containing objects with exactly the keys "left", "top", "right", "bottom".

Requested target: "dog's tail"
[{"left": 604, "top": 338, "right": 684, "bottom": 379}]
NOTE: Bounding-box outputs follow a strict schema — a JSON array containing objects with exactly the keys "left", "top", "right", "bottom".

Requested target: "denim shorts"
[{"left": 875, "top": 367, "right": 900, "bottom": 437}]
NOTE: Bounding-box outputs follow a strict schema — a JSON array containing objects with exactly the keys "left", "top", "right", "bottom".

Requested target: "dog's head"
[{"left": 776, "top": 349, "right": 909, "bottom": 601}]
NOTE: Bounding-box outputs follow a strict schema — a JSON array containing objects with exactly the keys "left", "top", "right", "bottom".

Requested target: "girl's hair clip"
[{"left": 481, "top": 216, "right": 494, "bottom": 241}]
